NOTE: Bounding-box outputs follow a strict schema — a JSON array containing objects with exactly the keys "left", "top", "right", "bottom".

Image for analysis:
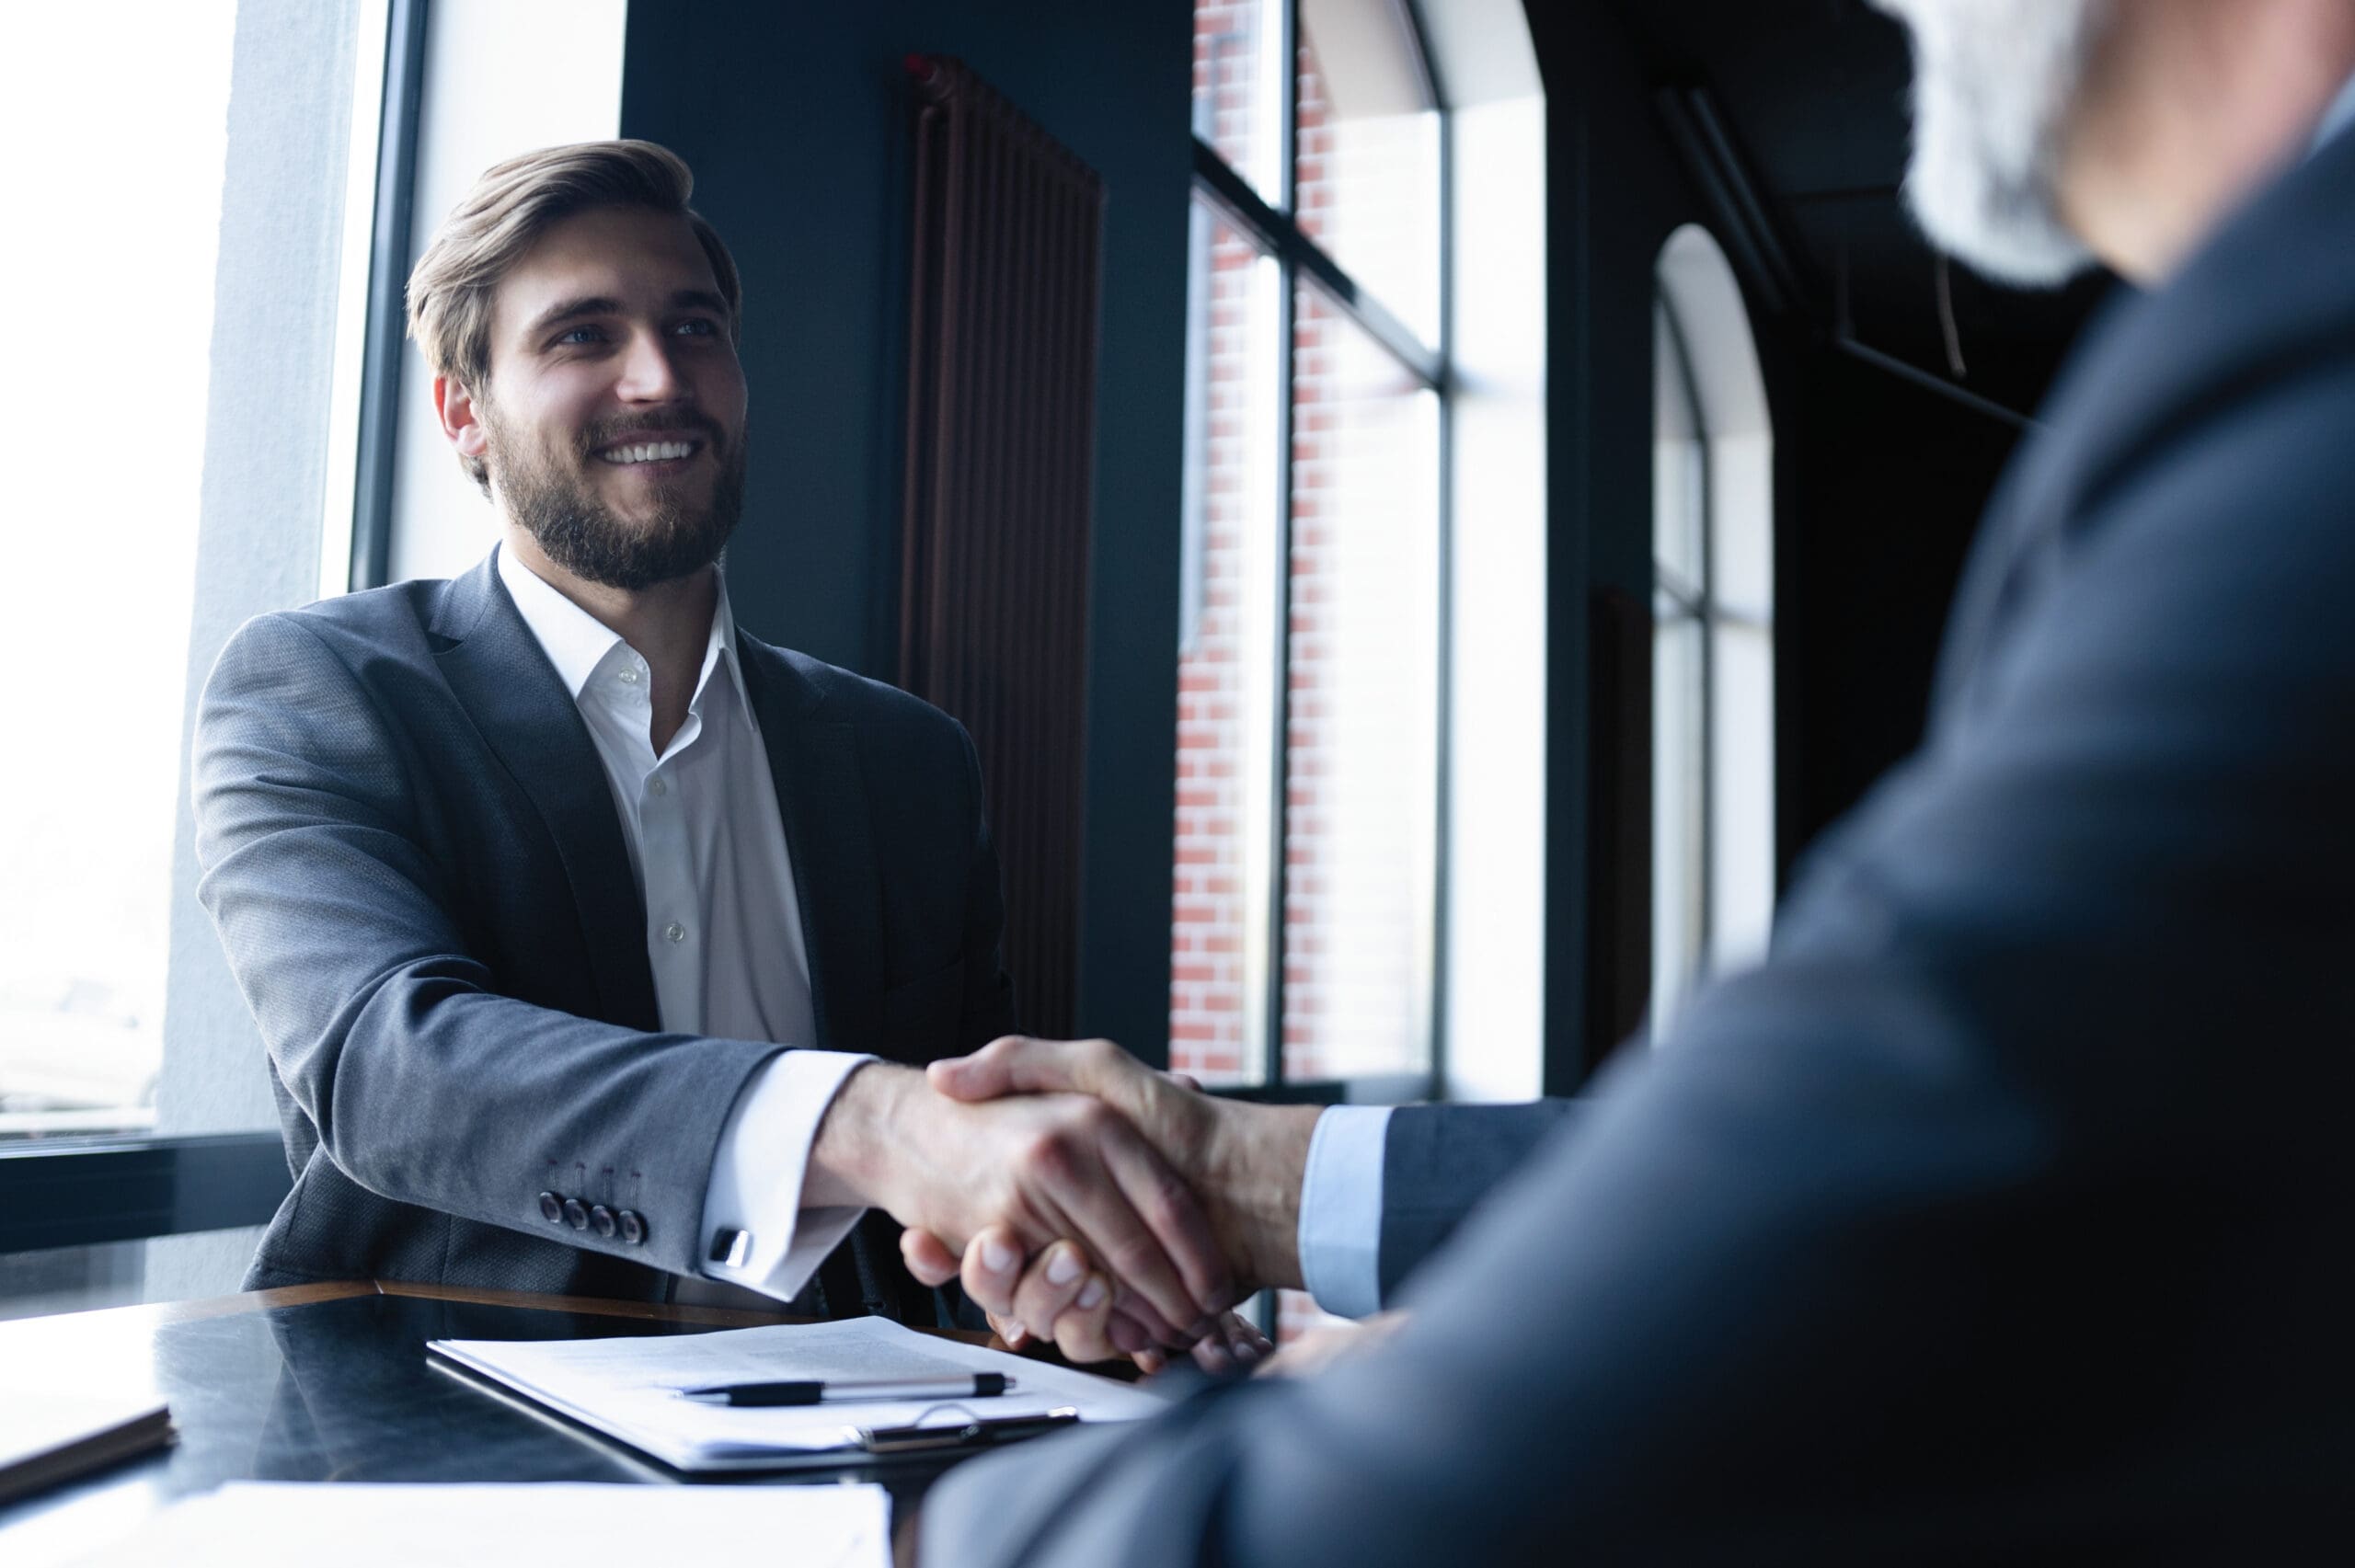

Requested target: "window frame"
[
  {"left": 1186, "top": 0, "right": 1453, "bottom": 1104},
  {"left": 3, "top": 0, "right": 421, "bottom": 1262},
  {"left": 1649, "top": 229, "right": 1777, "bottom": 1037}
]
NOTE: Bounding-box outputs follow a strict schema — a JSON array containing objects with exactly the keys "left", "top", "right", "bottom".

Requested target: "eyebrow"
[{"left": 521, "top": 289, "right": 731, "bottom": 342}]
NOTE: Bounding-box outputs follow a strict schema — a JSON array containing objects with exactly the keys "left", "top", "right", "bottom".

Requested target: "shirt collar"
[
  {"left": 2313, "top": 69, "right": 2355, "bottom": 155},
  {"left": 494, "top": 542, "right": 746, "bottom": 711}
]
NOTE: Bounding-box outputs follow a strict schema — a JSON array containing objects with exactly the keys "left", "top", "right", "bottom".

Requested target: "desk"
[{"left": 0, "top": 1281, "right": 1003, "bottom": 1562}]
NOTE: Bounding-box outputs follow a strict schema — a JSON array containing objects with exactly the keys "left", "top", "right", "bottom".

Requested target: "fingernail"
[
  {"left": 982, "top": 1238, "right": 1015, "bottom": 1274},
  {"left": 1077, "top": 1277, "right": 1107, "bottom": 1309},
  {"left": 1234, "top": 1341, "right": 1260, "bottom": 1363},
  {"left": 1200, "top": 1343, "right": 1233, "bottom": 1374},
  {"left": 1047, "top": 1248, "right": 1083, "bottom": 1286}
]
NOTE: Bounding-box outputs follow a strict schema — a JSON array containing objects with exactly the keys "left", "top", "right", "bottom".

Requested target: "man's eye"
[
  {"left": 673, "top": 318, "right": 718, "bottom": 338},
  {"left": 556, "top": 326, "right": 605, "bottom": 346}
]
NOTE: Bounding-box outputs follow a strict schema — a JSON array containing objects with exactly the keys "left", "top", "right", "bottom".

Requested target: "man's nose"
[{"left": 615, "top": 327, "right": 686, "bottom": 402}]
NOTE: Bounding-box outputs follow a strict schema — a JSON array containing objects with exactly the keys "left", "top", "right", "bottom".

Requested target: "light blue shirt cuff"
[{"left": 1295, "top": 1104, "right": 1393, "bottom": 1320}]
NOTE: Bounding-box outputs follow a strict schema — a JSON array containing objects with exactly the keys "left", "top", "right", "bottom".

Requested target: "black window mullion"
[
  {"left": 0, "top": 1133, "right": 291, "bottom": 1255},
  {"left": 1263, "top": 220, "right": 1298, "bottom": 1096},
  {"left": 1192, "top": 143, "right": 1443, "bottom": 389},
  {"left": 347, "top": 0, "right": 431, "bottom": 593},
  {"left": 1427, "top": 15, "right": 1455, "bottom": 1103}
]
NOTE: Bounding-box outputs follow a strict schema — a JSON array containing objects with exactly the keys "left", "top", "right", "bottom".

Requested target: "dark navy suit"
[{"left": 925, "top": 103, "right": 2355, "bottom": 1568}]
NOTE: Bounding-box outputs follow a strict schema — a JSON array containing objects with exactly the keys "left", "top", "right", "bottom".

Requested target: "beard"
[
  {"left": 487, "top": 406, "right": 746, "bottom": 591},
  {"left": 1872, "top": 0, "right": 2109, "bottom": 287}
]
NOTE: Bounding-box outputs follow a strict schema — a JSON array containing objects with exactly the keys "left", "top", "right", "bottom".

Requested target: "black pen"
[{"left": 677, "top": 1373, "right": 1016, "bottom": 1406}]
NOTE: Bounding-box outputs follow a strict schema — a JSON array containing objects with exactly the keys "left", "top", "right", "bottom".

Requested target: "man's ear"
[{"left": 434, "top": 374, "right": 489, "bottom": 460}]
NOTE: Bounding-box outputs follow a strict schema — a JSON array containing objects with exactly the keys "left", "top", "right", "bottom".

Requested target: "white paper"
[
  {"left": 72, "top": 1482, "right": 890, "bottom": 1568},
  {"left": 431, "top": 1316, "right": 1166, "bottom": 1470}
]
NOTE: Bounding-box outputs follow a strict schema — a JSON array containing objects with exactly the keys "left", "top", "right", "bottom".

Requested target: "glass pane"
[
  {"left": 1281, "top": 286, "right": 1440, "bottom": 1082},
  {"left": 1171, "top": 209, "right": 1285, "bottom": 1088},
  {"left": 0, "top": 4, "right": 240, "bottom": 1139},
  {"left": 1296, "top": 0, "right": 1442, "bottom": 347},
  {"left": 1654, "top": 303, "right": 1706, "bottom": 599},
  {"left": 1193, "top": 0, "right": 1287, "bottom": 203},
  {"left": 1711, "top": 436, "right": 1775, "bottom": 624},
  {"left": 1711, "top": 623, "right": 1775, "bottom": 974},
  {"left": 1651, "top": 613, "right": 1707, "bottom": 1036}
]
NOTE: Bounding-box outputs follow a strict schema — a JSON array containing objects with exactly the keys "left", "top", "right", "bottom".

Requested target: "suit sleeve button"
[
  {"left": 617, "top": 1209, "right": 647, "bottom": 1245},
  {"left": 589, "top": 1205, "right": 618, "bottom": 1239},
  {"left": 538, "top": 1191, "right": 564, "bottom": 1224},
  {"left": 562, "top": 1198, "right": 590, "bottom": 1231}
]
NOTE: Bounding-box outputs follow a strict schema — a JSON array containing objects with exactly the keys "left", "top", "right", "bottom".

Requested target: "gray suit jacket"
[
  {"left": 193, "top": 551, "right": 1017, "bottom": 1310},
  {"left": 922, "top": 107, "right": 2355, "bottom": 1567}
]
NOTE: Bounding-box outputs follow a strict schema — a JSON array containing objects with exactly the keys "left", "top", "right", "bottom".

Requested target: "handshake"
[{"left": 805, "top": 1037, "right": 1324, "bottom": 1370}]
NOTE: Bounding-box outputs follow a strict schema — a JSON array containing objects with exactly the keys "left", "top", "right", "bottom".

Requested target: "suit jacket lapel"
[
  {"left": 431, "top": 554, "right": 661, "bottom": 1033},
  {"left": 737, "top": 641, "right": 886, "bottom": 1052}
]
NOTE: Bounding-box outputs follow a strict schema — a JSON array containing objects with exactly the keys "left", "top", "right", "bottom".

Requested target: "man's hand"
[
  {"left": 897, "top": 1036, "right": 1321, "bottom": 1362},
  {"left": 806, "top": 1061, "right": 1232, "bottom": 1347},
  {"left": 904, "top": 1223, "right": 1274, "bottom": 1372},
  {"left": 1256, "top": 1309, "right": 1408, "bottom": 1379}
]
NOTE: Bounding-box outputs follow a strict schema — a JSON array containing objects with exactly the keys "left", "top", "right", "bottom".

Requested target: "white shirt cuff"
[
  {"left": 700, "top": 1049, "right": 876, "bottom": 1301},
  {"left": 1295, "top": 1104, "right": 1392, "bottom": 1320}
]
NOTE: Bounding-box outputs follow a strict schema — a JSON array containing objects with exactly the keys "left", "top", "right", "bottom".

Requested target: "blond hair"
[{"left": 405, "top": 140, "right": 742, "bottom": 491}]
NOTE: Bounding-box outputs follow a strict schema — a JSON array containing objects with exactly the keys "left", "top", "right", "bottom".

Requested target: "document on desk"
[
  {"left": 73, "top": 1482, "right": 890, "bottom": 1568},
  {"left": 429, "top": 1316, "right": 1167, "bottom": 1471}
]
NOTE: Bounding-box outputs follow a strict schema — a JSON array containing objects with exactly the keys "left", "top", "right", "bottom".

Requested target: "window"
[
  {"left": 0, "top": 0, "right": 626, "bottom": 1317},
  {"left": 0, "top": 0, "right": 389, "bottom": 1313},
  {"left": 0, "top": 4, "right": 243, "bottom": 1145},
  {"left": 1651, "top": 225, "right": 1775, "bottom": 1036},
  {"left": 1176, "top": 0, "right": 1446, "bottom": 1094},
  {"left": 1179, "top": 0, "right": 1450, "bottom": 1333}
]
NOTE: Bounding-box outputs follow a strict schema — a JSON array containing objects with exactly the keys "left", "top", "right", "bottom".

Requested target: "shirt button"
[
  {"left": 665, "top": 921, "right": 687, "bottom": 944},
  {"left": 617, "top": 667, "right": 640, "bottom": 685},
  {"left": 649, "top": 777, "right": 668, "bottom": 797}
]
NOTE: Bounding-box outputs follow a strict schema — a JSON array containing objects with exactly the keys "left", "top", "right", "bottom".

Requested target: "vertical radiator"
[{"left": 900, "top": 55, "right": 1105, "bottom": 1038}]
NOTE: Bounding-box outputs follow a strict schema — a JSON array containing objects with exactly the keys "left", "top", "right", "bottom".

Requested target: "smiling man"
[{"left": 190, "top": 142, "right": 1240, "bottom": 1351}]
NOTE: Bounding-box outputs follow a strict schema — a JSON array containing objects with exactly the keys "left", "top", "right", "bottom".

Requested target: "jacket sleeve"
[
  {"left": 1376, "top": 1099, "right": 1581, "bottom": 1303},
  {"left": 918, "top": 331, "right": 2355, "bottom": 1564},
  {"left": 192, "top": 612, "right": 777, "bottom": 1277}
]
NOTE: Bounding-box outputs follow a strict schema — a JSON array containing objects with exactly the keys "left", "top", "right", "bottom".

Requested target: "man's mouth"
[{"left": 594, "top": 438, "right": 703, "bottom": 466}]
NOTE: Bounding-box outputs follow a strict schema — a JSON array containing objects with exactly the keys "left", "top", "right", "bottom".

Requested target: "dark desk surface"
[{"left": 0, "top": 1281, "right": 1006, "bottom": 1560}]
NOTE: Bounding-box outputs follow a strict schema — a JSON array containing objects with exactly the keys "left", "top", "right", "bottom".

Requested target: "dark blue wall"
[{"left": 621, "top": 0, "right": 1194, "bottom": 1066}]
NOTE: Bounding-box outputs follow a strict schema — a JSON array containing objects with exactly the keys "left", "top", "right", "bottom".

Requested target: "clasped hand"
[
  {"left": 892, "top": 1037, "right": 1317, "bottom": 1371},
  {"left": 815, "top": 1055, "right": 1246, "bottom": 1359}
]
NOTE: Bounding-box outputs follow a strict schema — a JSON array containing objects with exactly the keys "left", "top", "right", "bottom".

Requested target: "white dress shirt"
[
  {"left": 498, "top": 545, "right": 869, "bottom": 1304},
  {"left": 502, "top": 544, "right": 1386, "bottom": 1318}
]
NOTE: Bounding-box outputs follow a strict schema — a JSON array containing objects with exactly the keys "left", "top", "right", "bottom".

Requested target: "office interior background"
[{"left": 0, "top": 0, "right": 2110, "bottom": 1329}]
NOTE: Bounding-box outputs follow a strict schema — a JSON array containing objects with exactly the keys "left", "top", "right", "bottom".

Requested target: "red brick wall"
[{"left": 1177, "top": 17, "right": 1365, "bottom": 1339}]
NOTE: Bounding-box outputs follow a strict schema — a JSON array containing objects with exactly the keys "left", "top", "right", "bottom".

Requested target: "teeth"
[{"left": 598, "top": 441, "right": 696, "bottom": 464}]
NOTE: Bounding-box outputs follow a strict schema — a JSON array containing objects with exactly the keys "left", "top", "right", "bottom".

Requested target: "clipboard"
[
  {"left": 432, "top": 1352, "right": 1079, "bottom": 1471},
  {"left": 425, "top": 1317, "right": 1162, "bottom": 1474}
]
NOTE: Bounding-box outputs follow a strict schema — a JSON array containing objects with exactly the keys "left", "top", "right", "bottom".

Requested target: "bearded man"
[
  {"left": 190, "top": 141, "right": 1254, "bottom": 1362},
  {"left": 909, "top": 0, "right": 2355, "bottom": 1560}
]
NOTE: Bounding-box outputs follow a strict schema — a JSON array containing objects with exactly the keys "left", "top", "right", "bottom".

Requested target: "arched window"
[{"left": 1652, "top": 225, "right": 1775, "bottom": 1036}]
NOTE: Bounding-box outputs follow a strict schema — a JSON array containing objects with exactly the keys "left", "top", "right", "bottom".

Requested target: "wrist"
[
  {"left": 1200, "top": 1098, "right": 1319, "bottom": 1294},
  {"left": 805, "top": 1061, "right": 921, "bottom": 1210}
]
